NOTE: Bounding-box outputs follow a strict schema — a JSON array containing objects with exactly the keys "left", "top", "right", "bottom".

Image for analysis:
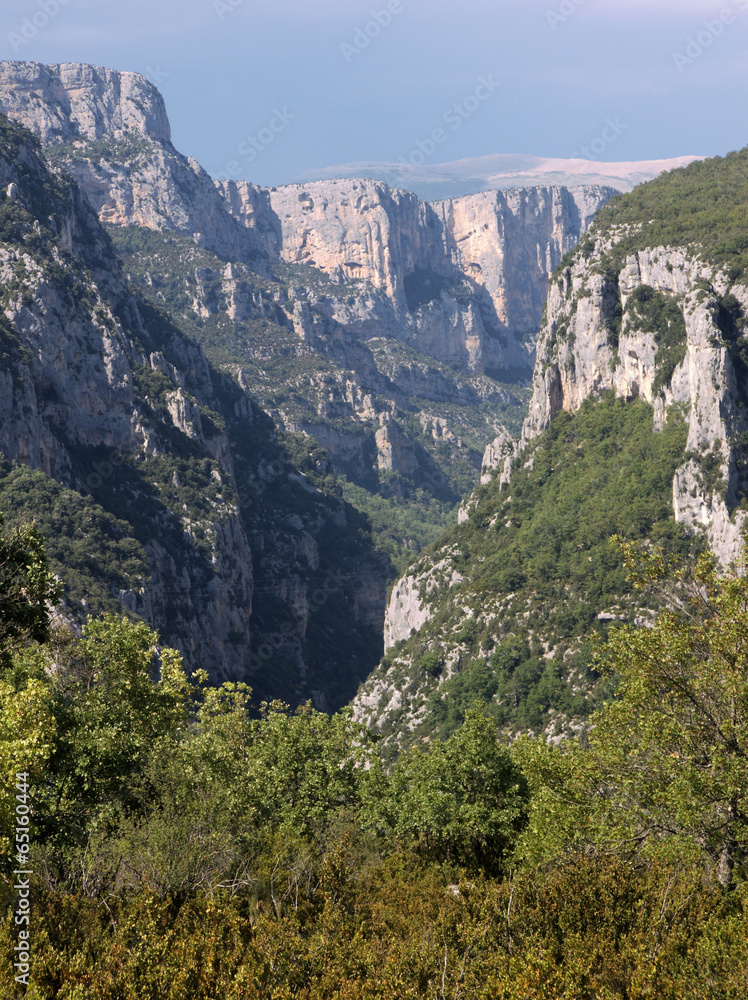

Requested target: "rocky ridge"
[
  {"left": 497, "top": 237, "right": 748, "bottom": 566},
  {"left": 0, "top": 60, "right": 266, "bottom": 264}
]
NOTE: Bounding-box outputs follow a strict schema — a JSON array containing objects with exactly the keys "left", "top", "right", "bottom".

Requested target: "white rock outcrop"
[
  {"left": 519, "top": 237, "right": 748, "bottom": 565},
  {"left": 384, "top": 553, "right": 463, "bottom": 650},
  {"left": 0, "top": 60, "right": 265, "bottom": 264}
]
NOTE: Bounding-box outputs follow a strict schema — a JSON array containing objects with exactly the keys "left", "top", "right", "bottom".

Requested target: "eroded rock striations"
[{"left": 218, "top": 176, "right": 612, "bottom": 372}]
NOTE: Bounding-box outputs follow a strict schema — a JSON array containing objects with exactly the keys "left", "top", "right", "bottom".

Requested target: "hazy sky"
[{"left": 1, "top": 0, "right": 746, "bottom": 186}]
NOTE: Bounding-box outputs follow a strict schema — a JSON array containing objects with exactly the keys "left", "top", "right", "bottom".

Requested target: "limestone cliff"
[
  {"left": 0, "top": 112, "right": 253, "bottom": 678},
  {"left": 0, "top": 61, "right": 610, "bottom": 375},
  {"left": 517, "top": 237, "right": 748, "bottom": 565},
  {"left": 383, "top": 549, "right": 463, "bottom": 650},
  {"left": 432, "top": 185, "right": 610, "bottom": 340},
  {"left": 219, "top": 176, "right": 612, "bottom": 372},
  {"left": 0, "top": 60, "right": 264, "bottom": 264}
]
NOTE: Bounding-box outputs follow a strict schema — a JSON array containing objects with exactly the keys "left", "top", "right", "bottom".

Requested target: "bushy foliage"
[
  {"left": 1, "top": 857, "right": 746, "bottom": 999},
  {"left": 587, "top": 146, "right": 748, "bottom": 281},
  {"left": 516, "top": 542, "right": 748, "bottom": 888},
  {"left": 0, "top": 463, "right": 148, "bottom": 617},
  {"left": 626, "top": 284, "right": 688, "bottom": 393},
  {"left": 3, "top": 542, "right": 748, "bottom": 994},
  {"left": 388, "top": 711, "right": 528, "bottom": 871},
  {"left": 0, "top": 512, "right": 60, "bottom": 662}
]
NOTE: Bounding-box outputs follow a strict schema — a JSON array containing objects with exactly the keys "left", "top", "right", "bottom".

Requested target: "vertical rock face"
[
  {"left": 479, "top": 428, "right": 514, "bottom": 485},
  {"left": 0, "top": 60, "right": 264, "bottom": 263},
  {"left": 0, "top": 114, "right": 253, "bottom": 677},
  {"left": 218, "top": 176, "right": 612, "bottom": 372},
  {"left": 216, "top": 180, "right": 281, "bottom": 259},
  {"left": 265, "top": 179, "right": 444, "bottom": 308},
  {"left": 220, "top": 175, "right": 524, "bottom": 372},
  {"left": 383, "top": 551, "right": 463, "bottom": 650},
  {"left": 433, "top": 185, "right": 612, "bottom": 338},
  {"left": 513, "top": 234, "right": 748, "bottom": 566},
  {"left": 0, "top": 60, "right": 172, "bottom": 144}
]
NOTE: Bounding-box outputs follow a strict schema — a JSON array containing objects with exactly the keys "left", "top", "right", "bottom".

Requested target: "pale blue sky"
[{"left": 1, "top": 0, "right": 746, "bottom": 186}]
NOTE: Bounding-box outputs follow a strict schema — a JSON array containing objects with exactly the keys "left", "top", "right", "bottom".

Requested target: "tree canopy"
[
  {"left": 0, "top": 513, "right": 60, "bottom": 663},
  {"left": 517, "top": 541, "right": 748, "bottom": 888}
]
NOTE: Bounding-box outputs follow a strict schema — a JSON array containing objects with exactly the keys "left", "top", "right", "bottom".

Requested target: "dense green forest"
[
  {"left": 579, "top": 147, "right": 748, "bottom": 281},
  {"left": 1, "top": 519, "right": 747, "bottom": 997},
  {"left": 363, "top": 393, "right": 698, "bottom": 751}
]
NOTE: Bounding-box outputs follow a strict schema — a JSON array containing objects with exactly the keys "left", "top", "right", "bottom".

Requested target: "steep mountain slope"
[
  {"left": 353, "top": 149, "right": 748, "bottom": 751},
  {"left": 0, "top": 111, "right": 386, "bottom": 709},
  {"left": 0, "top": 60, "right": 613, "bottom": 569}
]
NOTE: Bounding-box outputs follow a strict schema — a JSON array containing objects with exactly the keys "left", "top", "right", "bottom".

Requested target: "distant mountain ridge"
[{"left": 296, "top": 153, "right": 704, "bottom": 202}]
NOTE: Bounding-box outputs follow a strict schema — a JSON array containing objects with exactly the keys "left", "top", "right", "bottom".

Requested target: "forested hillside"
[{"left": 1, "top": 523, "right": 747, "bottom": 996}]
